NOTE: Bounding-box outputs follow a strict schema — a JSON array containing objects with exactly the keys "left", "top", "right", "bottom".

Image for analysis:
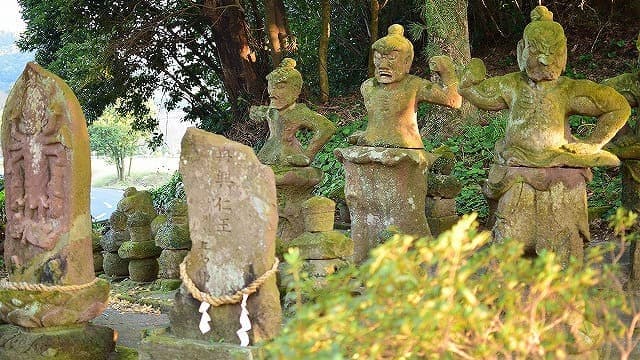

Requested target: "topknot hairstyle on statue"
[
  {"left": 517, "top": 5, "right": 567, "bottom": 74},
  {"left": 372, "top": 24, "right": 414, "bottom": 65},
  {"left": 266, "top": 58, "right": 303, "bottom": 93},
  {"left": 524, "top": 6, "right": 566, "bottom": 44}
]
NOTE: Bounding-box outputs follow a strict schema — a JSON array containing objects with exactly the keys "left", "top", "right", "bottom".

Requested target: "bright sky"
[{"left": 0, "top": 0, "right": 25, "bottom": 34}]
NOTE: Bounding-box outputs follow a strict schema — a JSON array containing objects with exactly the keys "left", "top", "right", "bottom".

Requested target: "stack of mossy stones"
[
  {"left": 426, "top": 146, "right": 462, "bottom": 236},
  {"left": 155, "top": 198, "right": 191, "bottom": 289},
  {"left": 119, "top": 210, "right": 162, "bottom": 282},
  {"left": 93, "top": 229, "right": 104, "bottom": 274},
  {"left": 280, "top": 196, "right": 353, "bottom": 312},
  {"left": 101, "top": 209, "right": 131, "bottom": 278}
]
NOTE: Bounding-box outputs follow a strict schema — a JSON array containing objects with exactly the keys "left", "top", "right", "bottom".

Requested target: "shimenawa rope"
[
  {"left": 180, "top": 257, "right": 279, "bottom": 307},
  {"left": 0, "top": 277, "right": 101, "bottom": 292}
]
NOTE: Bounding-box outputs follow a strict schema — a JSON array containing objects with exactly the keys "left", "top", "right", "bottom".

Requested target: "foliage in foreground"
[{"left": 267, "top": 213, "right": 634, "bottom": 359}]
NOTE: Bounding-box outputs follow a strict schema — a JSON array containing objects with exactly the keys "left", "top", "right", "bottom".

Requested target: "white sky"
[{"left": 0, "top": 0, "right": 25, "bottom": 34}]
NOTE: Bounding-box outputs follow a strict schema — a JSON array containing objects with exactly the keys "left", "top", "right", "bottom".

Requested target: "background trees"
[
  {"left": 16, "top": 0, "right": 640, "bottom": 147},
  {"left": 89, "top": 105, "right": 151, "bottom": 181}
]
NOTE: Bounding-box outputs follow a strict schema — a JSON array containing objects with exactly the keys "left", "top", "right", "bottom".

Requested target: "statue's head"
[
  {"left": 517, "top": 6, "right": 567, "bottom": 82},
  {"left": 266, "top": 58, "right": 302, "bottom": 110},
  {"left": 371, "top": 24, "right": 414, "bottom": 84}
]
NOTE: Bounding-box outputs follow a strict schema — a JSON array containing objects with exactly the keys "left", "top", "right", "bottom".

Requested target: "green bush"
[
  {"left": 150, "top": 171, "right": 184, "bottom": 212},
  {"left": 312, "top": 117, "right": 367, "bottom": 200},
  {"left": 267, "top": 213, "right": 632, "bottom": 359}
]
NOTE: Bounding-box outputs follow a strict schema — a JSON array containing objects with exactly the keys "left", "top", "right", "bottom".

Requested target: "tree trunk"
[
  {"left": 367, "top": 0, "right": 380, "bottom": 77},
  {"left": 116, "top": 157, "right": 124, "bottom": 182},
  {"left": 319, "top": 0, "right": 330, "bottom": 103},
  {"left": 420, "top": 0, "right": 476, "bottom": 139},
  {"left": 203, "top": 0, "right": 269, "bottom": 119},
  {"left": 264, "top": 0, "right": 293, "bottom": 67}
]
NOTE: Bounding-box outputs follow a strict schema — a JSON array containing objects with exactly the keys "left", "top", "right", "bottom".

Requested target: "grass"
[{"left": 93, "top": 171, "right": 175, "bottom": 190}]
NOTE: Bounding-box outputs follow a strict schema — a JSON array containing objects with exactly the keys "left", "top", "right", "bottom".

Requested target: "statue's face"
[
  {"left": 373, "top": 50, "right": 411, "bottom": 84},
  {"left": 268, "top": 80, "right": 299, "bottom": 110},
  {"left": 519, "top": 34, "right": 567, "bottom": 82}
]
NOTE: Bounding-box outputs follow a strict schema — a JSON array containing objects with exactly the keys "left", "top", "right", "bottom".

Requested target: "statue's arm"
[
  {"left": 566, "top": 81, "right": 630, "bottom": 151},
  {"left": 417, "top": 55, "right": 462, "bottom": 109},
  {"left": 458, "top": 58, "right": 509, "bottom": 111},
  {"left": 300, "top": 111, "right": 337, "bottom": 159}
]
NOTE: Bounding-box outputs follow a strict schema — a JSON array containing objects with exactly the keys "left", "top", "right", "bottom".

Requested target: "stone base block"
[
  {"left": 128, "top": 258, "right": 159, "bottom": 283},
  {"left": 103, "top": 252, "right": 129, "bottom": 277},
  {"left": 93, "top": 252, "right": 104, "bottom": 273},
  {"left": 158, "top": 249, "right": 189, "bottom": 279},
  {"left": 425, "top": 197, "right": 457, "bottom": 218},
  {"left": 118, "top": 240, "right": 162, "bottom": 260},
  {"left": 282, "top": 231, "right": 353, "bottom": 260},
  {"left": 139, "top": 328, "right": 262, "bottom": 360},
  {"left": 427, "top": 215, "right": 460, "bottom": 237},
  {"left": 0, "top": 323, "right": 115, "bottom": 360}
]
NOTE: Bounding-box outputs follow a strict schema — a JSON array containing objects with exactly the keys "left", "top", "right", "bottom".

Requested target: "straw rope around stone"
[
  {"left": 0, "top": 277, "right": 101, "bottom": 292},
  {"left": 180, "top": 257, "right": 280, "bottom": 307}
]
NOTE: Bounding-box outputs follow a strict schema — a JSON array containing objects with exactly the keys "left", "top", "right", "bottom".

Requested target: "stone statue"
[
  {"left": 335, "top": 24, "right": 462, "bottom": 263},
  {"left": 350, "top": 24, "right": 462, "bottom": 148},
  {"left": 459, "top": 6, "right": 629, "bottom": 267},
  {"left": 250, "top": 59, "right": 337, "bottom": 243},
  {"left": 602, "top": 33, "right": 640, "bottom": 290},
  {"left": 250, "top": 58, "right": 336, "bottom": 167}
]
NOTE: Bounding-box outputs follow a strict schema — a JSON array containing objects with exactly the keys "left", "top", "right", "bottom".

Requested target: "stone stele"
[
  {"left": 0, "top": 62, "right": 113, "bottom": 358},
  {"left": 459, "top": 6, "right": 629, "bottom": 270},
  {"left": 140, "top": 128, "right": 281, "bottom": 358}
]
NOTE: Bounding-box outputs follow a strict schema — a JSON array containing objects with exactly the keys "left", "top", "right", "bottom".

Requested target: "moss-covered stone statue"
[
  {"left": 459, "top": 7, "right": 629, "bottom": 268},
  {"left": 250, "top": 59, "right": 337, "bottom": 242},
  {"left": 602, "top": 33, "right": 640, "bottom": 290},
  {"left": 335, "top": 24, "right": 462, "bottom": 263},
  {"left": 0, "top": 63, "right": 114, "bottom": 359}
]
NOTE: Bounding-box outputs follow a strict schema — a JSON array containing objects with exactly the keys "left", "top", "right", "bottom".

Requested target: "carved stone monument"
[
  {"left": 0, "top": 62, "right": 113, "bottom": 359},
  {"left": 139, "top": 128, "right": 281, "bottom": 359},
  {"left": 250, "top": 58, "right": 336, "bottom": 243},
  {"left": 335, "top": 24, "right": 462, "bottom": 263},
  {"left": 101, "top": 208, "right": 130, "bottom": 277},
  {"left": 602, "top": 33, "right": 640, "bottom": 290},
  {"left": 459, "top": 6, "right": 629, "bottom": 269}
]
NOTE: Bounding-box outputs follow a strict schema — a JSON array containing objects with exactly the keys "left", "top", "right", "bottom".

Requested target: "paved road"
[{"left": 91, "top": 187, "right": 124, "bottom": 222}]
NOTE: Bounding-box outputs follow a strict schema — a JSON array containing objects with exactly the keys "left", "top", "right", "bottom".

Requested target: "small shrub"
[
  {"left": 267, "top": 213, "right": 631, "bottom": 359},
  {"left": 150, "top": 171, "right": 184, "bottom": 212}
]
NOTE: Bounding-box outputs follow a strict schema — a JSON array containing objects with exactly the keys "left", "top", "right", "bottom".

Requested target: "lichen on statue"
[
  {"left": 459, "top": 6, "right": 630, "bottom": 168},
  {"left": 351, "top": 24, "right": 462, "bottom": 149},
  {"left": 250, "top": 58, "right": 336, "bottom": 167}
]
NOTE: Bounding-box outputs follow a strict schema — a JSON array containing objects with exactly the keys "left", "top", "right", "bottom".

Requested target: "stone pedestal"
[
  {"left": 484, "top": 164, "right": 592, "bottom": 267},
  {"left": 272, "top": 165, "right": 323, "bottom": 243},
  {"left": 0, "top": 323, "right": 115, "bottom": 360},
  {"left": 139, "top": 327, "right": 263, "bottom": 360},
  {"left": 335, "top": 146, "right": 432, "bottom": 263}
]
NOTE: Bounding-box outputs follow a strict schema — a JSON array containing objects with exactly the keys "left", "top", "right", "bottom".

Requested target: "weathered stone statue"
[
  {"left": 155, "top": 198, "right": 191, "bottom": 288},
  {"left": 0, "top": 63, "right": 113, "bottom": 359},
  {"left": 459, "top": 6, "right": 629, "bottom": 269},
  {"left": 426, "top": 146, "right": 462, "bottom": 236},
  {"left": 335, "top": 24, "right": 462, "bottom": 263},
  {"left": 139, "top": 129, "right": 281, "bottom": 359},
  {"left": 602, "top": 33, "right": 640, "bottom": 290},
  {"left": 250, "top": 59, "right": 336, "bottom": 243}
]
